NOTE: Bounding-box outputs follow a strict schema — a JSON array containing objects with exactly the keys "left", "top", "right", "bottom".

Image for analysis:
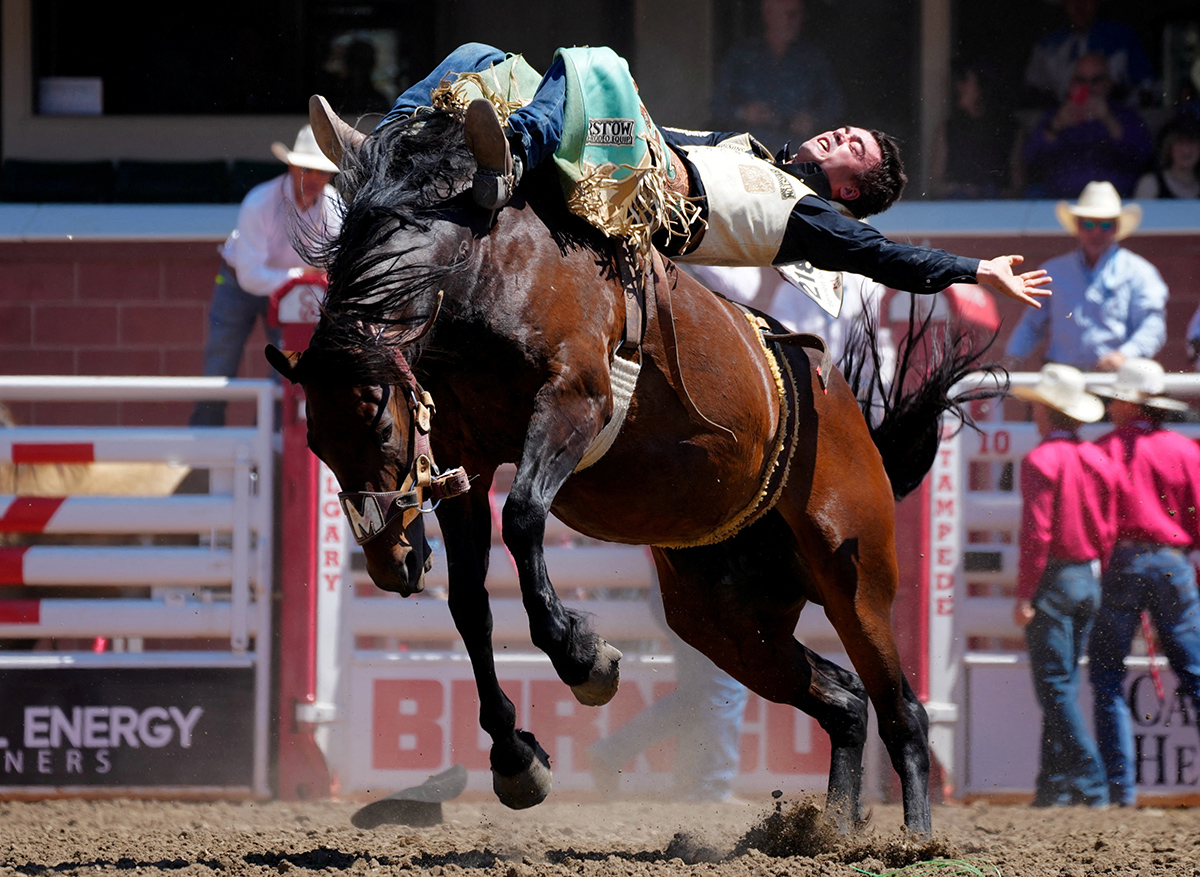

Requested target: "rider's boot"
[{"left": 464, "top": 98, "right": 523, "bottom": 210}]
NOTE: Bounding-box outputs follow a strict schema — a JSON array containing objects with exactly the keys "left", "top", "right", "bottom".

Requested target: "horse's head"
[
  {"left": 270, "top": 101, "right": 480, "bottom": 594},
  {"left": 267, "top": 337, "right": 468, "bottom": 597}
]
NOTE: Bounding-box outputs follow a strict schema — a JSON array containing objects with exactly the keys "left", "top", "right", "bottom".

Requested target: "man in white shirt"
[{"left": 190, "top": 125, "right": 342, "bottom": 426}]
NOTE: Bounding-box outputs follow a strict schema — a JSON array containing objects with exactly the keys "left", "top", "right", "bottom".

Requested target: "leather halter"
[{"left": 338, "top": 353, "right": 470, "bottom": 545}]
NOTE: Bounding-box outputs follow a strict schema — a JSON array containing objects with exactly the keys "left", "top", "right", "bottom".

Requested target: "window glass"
[{"left": 32, "top": 1, "right": 434, "bottom": 116}]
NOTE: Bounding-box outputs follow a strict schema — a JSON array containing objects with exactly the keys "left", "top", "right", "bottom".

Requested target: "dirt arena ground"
[{"left": 2, "top": 796, "right": 1198, "bottom": 877}]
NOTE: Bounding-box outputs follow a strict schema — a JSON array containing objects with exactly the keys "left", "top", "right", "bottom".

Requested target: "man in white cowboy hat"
[
  {"left": 1011, "top": 363, "right": 1117, "bottom": 807},
  {"left": 1005, "top": 180, "right": 1166, "bottom": 374},
  {"left": 191, "top": 125, "right": 342, "bottom": 426},
  {"left": 1088, "top": 357, "right": 1200, "bottom": 807}
]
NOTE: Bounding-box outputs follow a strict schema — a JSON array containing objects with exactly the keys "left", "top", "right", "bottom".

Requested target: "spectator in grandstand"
[
  {"left": 1133, "top": 113, "right": 1200, "bottom": 200},
  {"left": 1005, "top": 181, "right": 1166, "bottom": 373},
  {"left": 1010, "top": 363, "right": 1115, "bottom": 808},
  {"left": 190, "top": 126, "right": 341, "bottom": 427},
  {"left": 1023, "top": 0, "right": 1156, "bottom": 109},
  {"left": 930, "top": 62, "right": 1014, "bottom": 199},
  {"left": 588, "top": 580, "right": 748, "bottom": 803},
  {"left": 1088, "top": 358, "right": 1200, "bottom": 808},
  {"left": 710, "top": 0, "right": 844, "bottom": 151},
  {"left": 1020, "top": 52, "right": 1153, "bottom": 199}
]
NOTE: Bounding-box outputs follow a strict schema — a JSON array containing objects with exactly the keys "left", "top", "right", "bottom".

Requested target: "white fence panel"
[{"left": 0, "top": 376, "right": 274, "bottom": 798}]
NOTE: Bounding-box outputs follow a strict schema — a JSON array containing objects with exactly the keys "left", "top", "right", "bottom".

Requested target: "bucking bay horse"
[{"left": 267, "top": 106, "right": 999, "bottom": 836}]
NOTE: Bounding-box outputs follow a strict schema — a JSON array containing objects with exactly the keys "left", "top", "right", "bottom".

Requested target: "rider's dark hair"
[{"left": 847, "top": 130, "right": 907, "bottom": 219}]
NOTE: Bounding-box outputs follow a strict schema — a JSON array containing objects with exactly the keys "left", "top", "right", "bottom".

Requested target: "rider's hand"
[{"left": 976, "top": 255, "right": 1052, "bottom": 308}]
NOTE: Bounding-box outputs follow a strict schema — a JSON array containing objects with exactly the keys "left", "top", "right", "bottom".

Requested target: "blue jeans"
[
  {"left": 1024, "top": 559, "right": 1108, "bottom": 806},
  {"left": 591, "top": 626, "right": 748, "bottom": 801},
  {"left": 189, "top": 264, "right": 280, "bottom": 427},
  {"left": 1089, "top": 544, "right": 1200, "bottom": 806},
  {"left": 377, "top": 42, "right": 567, "bottom": 169}
]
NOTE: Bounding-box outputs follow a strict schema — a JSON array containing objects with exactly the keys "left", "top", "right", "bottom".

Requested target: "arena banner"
[
  {"left": 341, "top": 654, "right": 845, "bottom": 796},
  {"left": 0, "top": 666, "right": 255, "bottom": 789},
  {"left": 964, "top": 657, "right": 1199, "bottom": 799}
]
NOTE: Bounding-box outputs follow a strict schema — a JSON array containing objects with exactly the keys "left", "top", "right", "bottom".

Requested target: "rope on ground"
[{"left": 851, "top": 859, "right": 1002, "bottom": 877}]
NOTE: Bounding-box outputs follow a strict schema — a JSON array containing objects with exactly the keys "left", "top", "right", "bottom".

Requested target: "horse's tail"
[{"left": 840, "top": 298, "right": 1008, "bottom": 501}]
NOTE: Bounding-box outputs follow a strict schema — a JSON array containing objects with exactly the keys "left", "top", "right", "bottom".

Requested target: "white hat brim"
[
  {"left": 271, "top": 141, "right": 339, "bottom": 173},
  {"left": 1090, "top": 384, "right": 1191, "bottom": 411},
  {"left": 1010, "top": 384, "right": 1105, "bottom": 422},
  {"left": 1055, "top": 201, "right": 1142, "bottom": 241}
]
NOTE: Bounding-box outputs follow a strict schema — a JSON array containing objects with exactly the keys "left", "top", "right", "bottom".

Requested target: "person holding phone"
[{"left": 1020, "top": 52, "right": 1152, "bottom": 198}]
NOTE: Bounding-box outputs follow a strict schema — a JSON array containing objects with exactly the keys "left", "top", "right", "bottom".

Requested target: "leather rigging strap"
[
  {"left": 575, "top": 243, "right": 651, "bottom": 472},
  {"left": 655, "top": 258, "right": 737, "bottom": 441},
  {"left": 763, "top": 330, "right": 833, "bottom": 393},
  {"left": 615, "top": 243, "right": 645, "bottom": 358}
]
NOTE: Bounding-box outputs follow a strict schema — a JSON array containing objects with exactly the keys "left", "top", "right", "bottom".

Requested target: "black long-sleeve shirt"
[{"left": 659, "top": 128, "right": 980, "bottom": 293}]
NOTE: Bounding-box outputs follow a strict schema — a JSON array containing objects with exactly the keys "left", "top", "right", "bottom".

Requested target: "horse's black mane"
[
  {"left": 293, "top": 321, "right": 407, "bottom": 389},
  {"left": 304, "top": 111, "right": 476, "bottom": 348},
  {"left": 336, "top": 110, "right": 475, "bottom": 215},
  {"left": 300, "top": 108, "right": 615, "bottom": 382}
]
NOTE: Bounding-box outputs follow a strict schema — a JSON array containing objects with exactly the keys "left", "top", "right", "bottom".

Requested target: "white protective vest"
[
  {"left": 672, "top": 144, "right": 814, "bottom": 267},
  {"left": 672, "top": 144, "right": 844, "bottom": 316}
]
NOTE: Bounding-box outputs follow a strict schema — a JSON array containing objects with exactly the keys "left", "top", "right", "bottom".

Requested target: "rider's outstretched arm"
[{"left": 774, "top": 196, "right": 1050, "bottom": 307}]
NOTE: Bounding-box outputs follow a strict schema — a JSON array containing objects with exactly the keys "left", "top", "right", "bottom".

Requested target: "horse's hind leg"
[
  {"left": 773, "top": 519, "right": 931, "bottom": 834},
  {"left": 801, "top": 645, "right": 872, "bottom": 828},
  {"left": 774, "top": 357, "right": 932, "bottom": 835},
  {"left": 653, "top": 522, "right": 872, "bottom": 831},
  {"left": 502, "top": 391, "right": 621, "bottom": 705},
  {"left": 436, "top": 484, "right": 552, "bottom": 809},
  {"left": 823, "top": 589, "right": 931, "bottom": 833}
]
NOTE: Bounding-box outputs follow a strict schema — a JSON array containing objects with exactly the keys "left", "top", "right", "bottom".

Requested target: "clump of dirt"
[
  {"left": 734, "top": 797, "right": 960, "bottom": 870},
  {"left": 664, "top": 831, "right": 725, "bottom": 864},
  {"left": 845, "top": 833, "right": 962, "bottom": 871},
  {"left": 734, "top": 797, "right": 841, "bottom": 859}
]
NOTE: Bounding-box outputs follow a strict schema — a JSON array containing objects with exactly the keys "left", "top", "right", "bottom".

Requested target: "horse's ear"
[
  {"left": 265, "top": 344, "right": 302, "bottom": 383},
  {"left": 309, "top": 94, "right": 366, "bottom": 166}
]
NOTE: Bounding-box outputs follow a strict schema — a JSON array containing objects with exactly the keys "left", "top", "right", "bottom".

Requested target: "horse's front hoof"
[
  {"left": 570, "top": 640, "right": 622, "bottom": 706},
  {"left": 492, "top": 734, "right": 552, "bottom": 809}
]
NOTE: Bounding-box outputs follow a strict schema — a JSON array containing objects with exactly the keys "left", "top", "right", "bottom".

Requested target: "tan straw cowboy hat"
[
  {"left": 271, "top": 124, "right": 339, "bottom": 173},
  {"left": 1055, "top": 180, "right": 1142, "bottom": 240},
  {"left": 1011, "top": 363, "right": 1105, "bottom": 423},
  {"left": 1090, "top": 358, "right": 1190, "bottom": 412}
]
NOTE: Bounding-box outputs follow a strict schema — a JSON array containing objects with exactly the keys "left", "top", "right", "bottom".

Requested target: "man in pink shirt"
[
  {"left": 1012, "top": 363, "right": 1116, "bottom": 807},
  {"left": 1089, "top": 358, "right": 1200, "bottom": 807}
]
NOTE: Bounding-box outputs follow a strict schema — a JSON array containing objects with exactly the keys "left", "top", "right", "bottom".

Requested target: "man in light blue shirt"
[{"left": 1006, "top": 181, "right": 1166, "bottom": 372}]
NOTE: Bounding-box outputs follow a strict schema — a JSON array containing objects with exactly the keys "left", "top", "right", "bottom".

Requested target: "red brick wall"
[{"left": 0, "top": 240, "right": 272, "bottom": 427}]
